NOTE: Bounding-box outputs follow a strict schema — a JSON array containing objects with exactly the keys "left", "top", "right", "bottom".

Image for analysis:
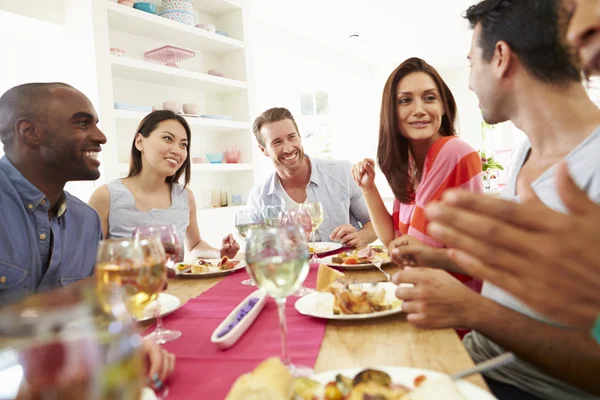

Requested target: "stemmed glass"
[
  {"left": 299, "top": 202, "right": 324, "bottom": 265},
  {"left": 262, "top": 204, "right": 285, "bottom": 227},
  {"left": 279, "top": 209, "right": 315, "bottom": 296},
  {"left": 234, "top": 209, "right": 264, "bottom": 286},
  {"left": 245, "top": 225, "right": 312, "bottom": 376},
  {"left": 132, "top": 225, "right": 182, "bottom": 344}
]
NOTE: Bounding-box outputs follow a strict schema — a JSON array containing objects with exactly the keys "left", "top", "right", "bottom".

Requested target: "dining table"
[{"left": 141, "top": 252, "right": 490, "bottom": 398}]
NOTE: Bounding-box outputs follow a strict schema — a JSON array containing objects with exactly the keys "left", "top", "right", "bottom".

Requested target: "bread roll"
[
  {"left": 226, "top": 357, "right": 294, "bottom": 400},
  {"left": 316, "top": 264, "right": 344, "bottom": 292}
]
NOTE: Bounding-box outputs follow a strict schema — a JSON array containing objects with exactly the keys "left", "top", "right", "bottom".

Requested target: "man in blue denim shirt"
[
  {"left": 0, "top": 82, "right": 107, "bottom": 306},
  {"left": 248, "top": 107, "right": 377, "bottom": 247}
]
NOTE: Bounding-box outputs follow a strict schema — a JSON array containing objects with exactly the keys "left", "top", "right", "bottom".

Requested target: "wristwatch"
[{"left": 593, "top": 313, "right": 600, "bottom": 344}]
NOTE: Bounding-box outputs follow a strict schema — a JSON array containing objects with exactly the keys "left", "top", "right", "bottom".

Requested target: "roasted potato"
[{"left": 352, "top": 369, "right": 392, "bottom": 387}]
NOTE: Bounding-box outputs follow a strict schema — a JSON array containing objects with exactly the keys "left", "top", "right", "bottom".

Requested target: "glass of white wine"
[
  {"left": 235, "top": 209, "right": 264, "bottom": 286},
  {"left": 245, "top": 225, "right": 312, "bottom": 376},
  {"left": 279, "top": 209, "right": 315, "bottom": 296},
  {"left": 299, "top": 202, "right": 324, "bottom": 265},
  {"left": 262, "top": 204, "right": 285, "bottom": 227}
]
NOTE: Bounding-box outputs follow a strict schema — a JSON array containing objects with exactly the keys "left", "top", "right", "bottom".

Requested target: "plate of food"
[
  {"left": 322, "top": 246, "right": 391, "bottom": 270},
  {"left": 226, "top": 358, "right": 497, "bottom": 399},
  {"left": 309, "top": 241, "right": 343, "bottom": 255},
  {"left": 175, "top": 256, "right": 246, "bottom": 278},
  {"left": 135, "top": 293, "right": 181, "bottom": 322}
]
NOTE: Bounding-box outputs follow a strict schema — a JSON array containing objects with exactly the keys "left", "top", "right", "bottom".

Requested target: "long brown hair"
[
  {"left": 377, "top": 57, "right": 457, "bottom": 204},
  {"left": 128, "top": 110, "right": 192, "bottom": 186}
]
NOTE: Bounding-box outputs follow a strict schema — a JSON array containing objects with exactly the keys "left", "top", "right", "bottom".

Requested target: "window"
[{"left": 299, "top": 91, "right": 332, "bottom": 159}]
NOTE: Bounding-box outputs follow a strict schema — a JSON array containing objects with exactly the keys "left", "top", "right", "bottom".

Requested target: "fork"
[{"left": 373, "top": 261, "right": 392, "bottom": 282}]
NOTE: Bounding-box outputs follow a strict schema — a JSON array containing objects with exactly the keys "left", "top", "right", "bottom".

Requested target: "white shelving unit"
[{"left": 0, "top": 0, "right": 257, "bottom": 246}]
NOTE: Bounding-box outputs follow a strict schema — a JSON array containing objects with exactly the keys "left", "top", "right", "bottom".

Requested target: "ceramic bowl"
[
  {"left": 162, "top": 101, "right": 179, "bottom": 113},
  {"left": 182, "top": 103, "right": 200, "bottom": 115},
  {"left": 196, "top": 23, "right": 216, "bottom": 33},
  {"left": 207, "top": 69, "right": 224, "bottom": 77},
  {"left": 206, "top": 153, "right": 224, "bottom": 164},
  {"left": 192, "top": 156, "right": 205, "bottom": 164},
  {"left": 133, "top": 2, "right": 157, "bottom": 14},
  {"left": 159, "top": 10, "right": 195, "bottom": 25},
  {"left": 110, "top": 48, "right": 125, "bottom": 57},
  {"left": 117, "top": 0, "right": 135, "bottom": 7},
  {"left": 161, "top": 0, "right": 193, "bottom": 12}
]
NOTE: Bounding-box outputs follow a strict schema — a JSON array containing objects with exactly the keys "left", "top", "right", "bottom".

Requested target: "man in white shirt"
[{"left": 247, "top": 107, "right": 376, "bottom": 247}]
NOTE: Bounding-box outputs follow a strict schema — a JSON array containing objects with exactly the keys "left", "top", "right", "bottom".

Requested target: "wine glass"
[
  {"left": 298, "top": 202, "right": 324, "bottom": 265},
  {"left": 245, "top": 225, "right": 312, "bottom": 376},
  {"left": 132, "top": 225, "right": 182, "bottom": 344},
  {"left": 279, "top": 209, "right": 315, "bottom": 296},
  {"left": 235, "top": 209, "right": 264, "bottom": 286},
  {"left": 262, "top": 204, "right": 285, "bottom": 227},
  {"left": 0, "top": 277, "right": 144, "bottom": 400}
]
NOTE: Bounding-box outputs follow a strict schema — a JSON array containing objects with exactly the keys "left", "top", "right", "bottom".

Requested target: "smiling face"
[
  {"left": 135, "top": 119, "right": 189, "bottom": 177},
  {"left": 259, "top": 118, "right": 305, "bottom": 172},
  {"left": 395, "top": 72, "right": 444, "bottom": 144},
  {"left": 566, "top": 0, "right": 600, "bottom": 75},
  {"left": 43, "top": 87, "right": 106, "bottom": 181}
]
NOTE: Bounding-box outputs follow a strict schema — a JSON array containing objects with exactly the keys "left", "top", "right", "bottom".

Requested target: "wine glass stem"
[
  {"left": 275, "top": 297, "right": 291, "bottom": 366},
  {"left": 311, "top": 230, "right": 319, "bottom": 264},
  {"left": 154, "top": 294, "right": 164, "bottom": 334}
]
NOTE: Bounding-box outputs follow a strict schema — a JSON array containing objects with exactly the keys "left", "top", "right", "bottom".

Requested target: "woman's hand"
[
  {"left": 141, "top": 339, "right": 175, "bottom": 390},
  {"left": 351, "top": 158, "right": 377, "bottom": 190},
  {"left": 219, "top": 234, "right": 240, "bottom": 259}
]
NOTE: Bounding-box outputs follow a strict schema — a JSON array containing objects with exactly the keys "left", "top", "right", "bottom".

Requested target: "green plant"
[{"left": 478, "top": 150, "right": 504, "bottom": 179}]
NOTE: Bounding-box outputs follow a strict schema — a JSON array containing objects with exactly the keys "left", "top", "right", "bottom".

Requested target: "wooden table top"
[{"left": 160, "top": 263, "right": 489, "bottom": 391}]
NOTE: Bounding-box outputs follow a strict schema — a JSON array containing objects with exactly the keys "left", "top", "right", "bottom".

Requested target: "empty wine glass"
[
  {"left": 245, "top": 225, "right": 312, "bottom": 376},
  {"left": 234, "top": 209, "right": 264, "bottom": 286},
  {"left": 132, "top": 225, "right": 182, "bottom": 344},
  {"left": 298, "top": 202, "right": 324, "bottom": 265},
  {"left": 279, "top": 209, "right": 315, "bottom": 296}
]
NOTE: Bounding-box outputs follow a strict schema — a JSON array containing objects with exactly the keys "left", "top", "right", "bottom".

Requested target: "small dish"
[
  {"left": 192, "top": 156, "right": 205, "bottom": 163},
  {"left": 207, "top": 69, "right": 224, "bottom": 77},
  {"left": 182, "top": 103, "right": 200, "bottom": 114},
  {"left": 200, "top": 114, "right": 233, "bottom": 121},
  {"left": 117, "top": 0, "right": 135, "bottom": 7},
  {"left": 133, "top": 1, "right": 156, "bottom": 14},
  {"left": 196, "top": 23, "right": 216, "bottom": 33},
  {"left": 210, "top": 290, "right": 268, "bottom": 349},
  {"left": 110, "top": 48, "right": 125, "bottom": 57},
  {"left": 162, "top": 101, "right": 179, "bottom": 113},
  {"left": 114, "top": 102, "right": 153, "bottom": 113},
  {"left": 206, "top": 153, "right": 224, "bottom": 164},
  {"left": 215, "top": 30, "right": 228, "bottom": 37}
]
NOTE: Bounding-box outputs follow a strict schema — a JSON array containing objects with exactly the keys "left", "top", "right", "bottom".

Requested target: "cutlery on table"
[{"left": 450, "top": 352, "right": 516, "bottom": 381}]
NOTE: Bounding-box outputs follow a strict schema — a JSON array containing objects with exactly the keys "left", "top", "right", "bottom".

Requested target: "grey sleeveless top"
[{"left": 106, "top": 180, "right": 190, "bottom": 250}]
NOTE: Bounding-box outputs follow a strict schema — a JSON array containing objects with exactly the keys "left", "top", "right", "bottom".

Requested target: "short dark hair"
[
  {"left": 128, "top": 110, "right": 191, "bottom": 186},
  {"left": 0, "top": 82, "right": 74, "bottom": 151},
  {"left": 464, "top": 0, "right": 580, "bottom": 84},
  {"left": 252, "top": 107, "right": 299, "bottom": 147}
]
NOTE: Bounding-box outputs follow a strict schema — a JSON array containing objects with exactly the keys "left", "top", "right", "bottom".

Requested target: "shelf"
[
  {"left": 197, "top": 205, "right": 246, "bottom": 213},
  {"left": 110, "top": 56, "right": 247, "bottom": 92},
  {"left": 118, "top": 163, "right": 253, "bottom": 172},
  {"left": 106, "top": 2, "right": 244, "bottom": 55},
  {"left": 113, "top": 109, "right": 250, "bottom": 132}
]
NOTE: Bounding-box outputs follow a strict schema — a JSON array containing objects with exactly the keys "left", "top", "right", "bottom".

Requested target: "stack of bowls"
[{"left": 159, "top": 0, "right": 195, "bottom": 26}]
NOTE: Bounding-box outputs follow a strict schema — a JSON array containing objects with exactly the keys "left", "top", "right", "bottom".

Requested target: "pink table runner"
[{"left": 155, "top": 264, "right": 326, "bottom": 399}]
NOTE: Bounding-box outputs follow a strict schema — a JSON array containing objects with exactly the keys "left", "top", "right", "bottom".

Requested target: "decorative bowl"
[
  {"left": 162, "top": 101, "right": 179, "bottom": 113},
  {"left": 161, "top": 0, "right": 193, "bottom": 13},
  {"left": 133, "top": 2, "right": 156, "bottom": 14},
  {"left": 182, "top": 103, "right": 200, "bottom": 115},
  {"left": 117, "top": 0, "right": 135, "bottom": 7},
  {"left": 206, "top": 153, "right": 224, "bottom": 164},
  {"left": 192, "top": 156, "right": 205, "bottom": 164},
  {"left": 223, "top": 146, "right": 240, "bottom": 163},
  {"left": 159, "top": 10, "right": 195, "bottom": 25},
  {"left": 110, "top": 48, "right": 125, "bottom": 57},
  {"left": 196, "top": 23, "right": 216, "bottom": 33},
  {"left": 207, "top": 69, "right": 224, "bottom": 77}
]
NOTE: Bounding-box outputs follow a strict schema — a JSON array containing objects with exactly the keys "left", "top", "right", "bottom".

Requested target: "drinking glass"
[
  {"left": 132, "top": 225, "right": 182, "bottom": 344},
  {"left": 245, "top": 225, "right": 312, "bottom": 376},
  {"left": 0, "top": 280, "right": 144, "bottom": 400},
  {"left": 235, "top": 209, "right": 264, "bottom": 286},
  {"left": 262, "top": 204, "right": 285, "bottom": 227},
  {"left": 279, "top": 209, "right": 315, "bottom": 296},
  {"left": 298, "top": 202, "right": 324, "bottom": 264}
]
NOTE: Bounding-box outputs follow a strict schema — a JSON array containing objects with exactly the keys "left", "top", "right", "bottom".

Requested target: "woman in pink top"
[{"left": 352, "top": 57, "right": 483, "bottom": 293}]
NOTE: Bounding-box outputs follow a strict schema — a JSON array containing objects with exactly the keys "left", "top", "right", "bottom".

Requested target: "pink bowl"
[
  {"left": 223, "top": 147, "right": 241, "bottom": 163},
  {"left": 118, "top": 0, "right": 135, "bottom": 7}
]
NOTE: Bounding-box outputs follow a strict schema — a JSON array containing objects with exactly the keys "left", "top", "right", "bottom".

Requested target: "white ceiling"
[{"left": 248, "top": 0, "right": 479, "bottom": 70}]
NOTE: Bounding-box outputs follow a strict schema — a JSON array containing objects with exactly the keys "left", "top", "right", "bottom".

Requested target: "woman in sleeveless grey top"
[{"left": 89, "top": 111, "right": 239, "bottom": 260}]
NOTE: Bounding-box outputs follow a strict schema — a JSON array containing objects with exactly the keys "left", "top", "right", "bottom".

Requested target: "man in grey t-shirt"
[{"left": 392, "top": 1, "right": 600, "bottom": 400}]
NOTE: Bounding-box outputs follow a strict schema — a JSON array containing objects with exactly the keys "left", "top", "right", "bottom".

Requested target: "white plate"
[
  {"left": 140, "top": 387, "right": 157, "bottom": 400},
  {"left": 321, "top": 255, "right": 390, "bottom": 270},
  {"left": 179, "top": 113, "right": 200, "bottom": 118},
  {"left": 310, "top": 241, "right": 343, "bottom": 255},
  {"left": 294, "top": 282, "right": 403, "bottom": 320},
  {"left": 135, "top": 293, "right": 181, "bottom": 322},
  {"left": 200, "top": 114, "right": 233, "bottom": 120},
  {"left": 177, "top": 259, "right": 247, "bottom": 278},
  {"left": 311, "top": 366, "right": 497, "bottom": 400}
]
